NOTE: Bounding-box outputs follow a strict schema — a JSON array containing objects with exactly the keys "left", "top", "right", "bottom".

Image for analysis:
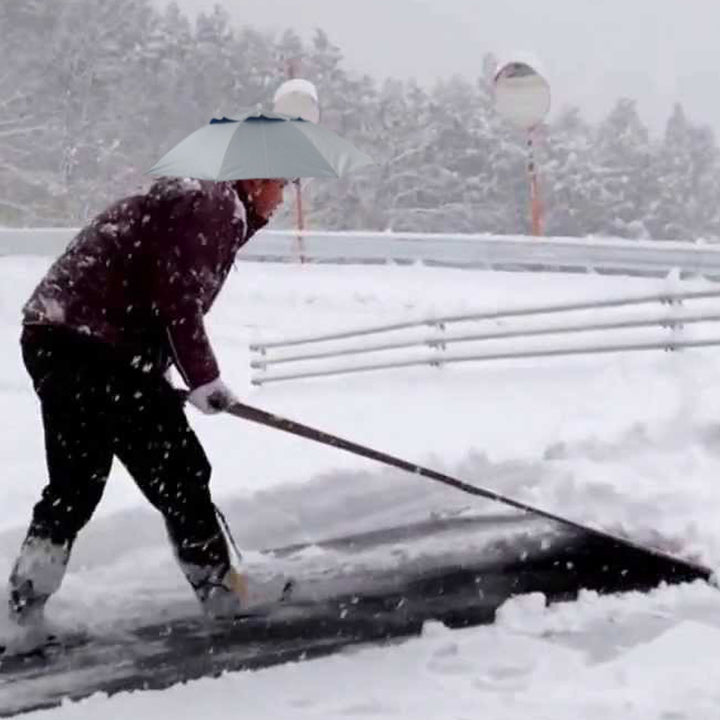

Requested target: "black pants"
[{"left": 19, "top": 325, "right": 230, "bottom": 576}]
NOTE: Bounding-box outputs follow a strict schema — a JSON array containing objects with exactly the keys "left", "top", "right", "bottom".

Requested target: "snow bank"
[{"left": 3, "top": 258, "right": 720, "bottom": 718}]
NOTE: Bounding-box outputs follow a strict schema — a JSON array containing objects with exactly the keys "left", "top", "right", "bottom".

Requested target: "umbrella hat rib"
[
  {"left": 215, "top": 120, "right": 242, "bottom": 179},
  {"left": 216, "top": 121, "right": 262, "bottom": 179},
  {"left": 269, "top": 122, "right": 337, "bottom": 177},
  {"left": 261, "top": 122, "right": 270, "bottom": 177},
  {"left": 148, "top": 121, "right": 238, "bottom": 180},
  {"left": 297, "top": 121, "right": 374, "bottom": 175}
]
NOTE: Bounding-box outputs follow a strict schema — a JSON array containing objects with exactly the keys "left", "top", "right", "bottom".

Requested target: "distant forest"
[{"left": 2, "top": 0, "right": 720, "bottom": 240}]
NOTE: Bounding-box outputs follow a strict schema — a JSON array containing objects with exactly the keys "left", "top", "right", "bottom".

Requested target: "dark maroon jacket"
[{"left": 23, "top": 178, "right": 268, "bottom": 389}]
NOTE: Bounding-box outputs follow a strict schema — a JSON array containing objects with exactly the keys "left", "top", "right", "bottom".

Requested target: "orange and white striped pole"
[
  {"left": 493, "top": 57, "right": 551, "bottom": 238},
  {"left": 274, "top": 61, "right": 320, "bottom": 263},
  {"left": 527, "top": 128, "right": 543, "bottom": 237},
  {"left": 294, "top": 177, "right": 305, "bottom": 262}
]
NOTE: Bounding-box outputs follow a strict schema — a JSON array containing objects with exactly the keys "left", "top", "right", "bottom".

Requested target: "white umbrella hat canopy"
[{"left": 147, "top": 108, "right": 374, "bottom": 181}]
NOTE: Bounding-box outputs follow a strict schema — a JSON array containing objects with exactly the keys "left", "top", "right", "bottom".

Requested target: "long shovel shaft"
[{"left": 226, "top": 402, "right": 711, "bottom": 581}]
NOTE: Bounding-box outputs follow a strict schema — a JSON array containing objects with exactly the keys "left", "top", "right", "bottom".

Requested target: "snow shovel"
[{"left": 222, "top": 401, "right": 712, "bottom": 584}]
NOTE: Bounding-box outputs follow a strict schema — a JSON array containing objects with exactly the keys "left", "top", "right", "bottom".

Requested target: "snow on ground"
[
  {"left": 20, "top": 584, "right": 720, "bottom": 720},
  {"left": 2, "top": 255, "right": 720, "bottom": 718}
]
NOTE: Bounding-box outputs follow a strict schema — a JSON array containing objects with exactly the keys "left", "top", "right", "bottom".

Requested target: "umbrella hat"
[{"left": 147, "top": 108, "right": 374, "bottom": 181}]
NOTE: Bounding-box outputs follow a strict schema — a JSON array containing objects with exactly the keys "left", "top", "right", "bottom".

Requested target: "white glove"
[{"left": 188, "top": 378, "right": 239, "bottom": 415}]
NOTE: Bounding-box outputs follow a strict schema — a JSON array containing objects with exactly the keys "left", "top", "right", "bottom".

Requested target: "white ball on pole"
[{"left": 273, "top": 79, "right": 321, "bottom": 124}]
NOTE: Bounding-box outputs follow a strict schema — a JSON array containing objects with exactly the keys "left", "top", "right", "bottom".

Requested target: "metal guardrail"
[
  {"left": 250, "top": 289, "right": 720, "bottom": 385},
  {"left": 5, "top": 228, "right": 720, "bottom": 385},
  {"left": 0, "top": 228, "right": 79, "bottom": 257},
  {"left": 245, "top": 231, "right": 720, "bottom": 278},
  {"left": 3, "top": 228, "right": 720, "bottom": 278}
]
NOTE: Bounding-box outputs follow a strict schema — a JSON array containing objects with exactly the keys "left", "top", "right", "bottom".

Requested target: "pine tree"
[
  {"left": 297, "top": 30, "right": 379, "bottom": 230},
  {"left": 544, "top": 108, "right": 601, "bottom": 236},
  {"left": 3, "top": 4, "right": 720, "bottom": 238},
  {"left": 592, "top": 98, "right": 656, "bottom": 238},
  {"left": 647, "top": 103, "right": 720, "bottom": 240},
  {"left": 0, "top": 0, "right": 61, "bottom": 224}
]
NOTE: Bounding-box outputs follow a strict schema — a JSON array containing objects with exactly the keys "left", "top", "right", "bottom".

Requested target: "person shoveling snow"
[
  {"left": 9, "top": 175, "right": 287, "bottom": 629},
  {"left": 7, "top": 110, "right": 372, "bottom": 642}
]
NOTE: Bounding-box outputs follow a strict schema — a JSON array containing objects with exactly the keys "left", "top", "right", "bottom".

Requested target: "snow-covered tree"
[
  {"left": 0, "top": 0, "right": 61, "bottom": 224},
  {"left": 543, "top": 108, "right": 602, "bottom": 236},
  {"left": 590, "top": 98, "right": 656, "bottom": 238},
  {"left": 2, "top": 2, "right": 720, "bottom": 239},
  {"left": 646, "top": 104, "right": 720, "bottom": 240}
]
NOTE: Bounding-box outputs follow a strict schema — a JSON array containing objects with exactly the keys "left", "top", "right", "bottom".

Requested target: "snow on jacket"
[{"left": 23, "top": 178, "right": 268, "bottom": 389}]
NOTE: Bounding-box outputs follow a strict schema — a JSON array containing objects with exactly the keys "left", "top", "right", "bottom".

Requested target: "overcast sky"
[{"left": 166, "top": 0, "right": 720, "bottom": 135}]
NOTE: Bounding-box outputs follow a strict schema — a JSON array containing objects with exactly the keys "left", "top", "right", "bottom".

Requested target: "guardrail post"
[{"left": 664, "top": 290, "right": 686, "bottom": 351}]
